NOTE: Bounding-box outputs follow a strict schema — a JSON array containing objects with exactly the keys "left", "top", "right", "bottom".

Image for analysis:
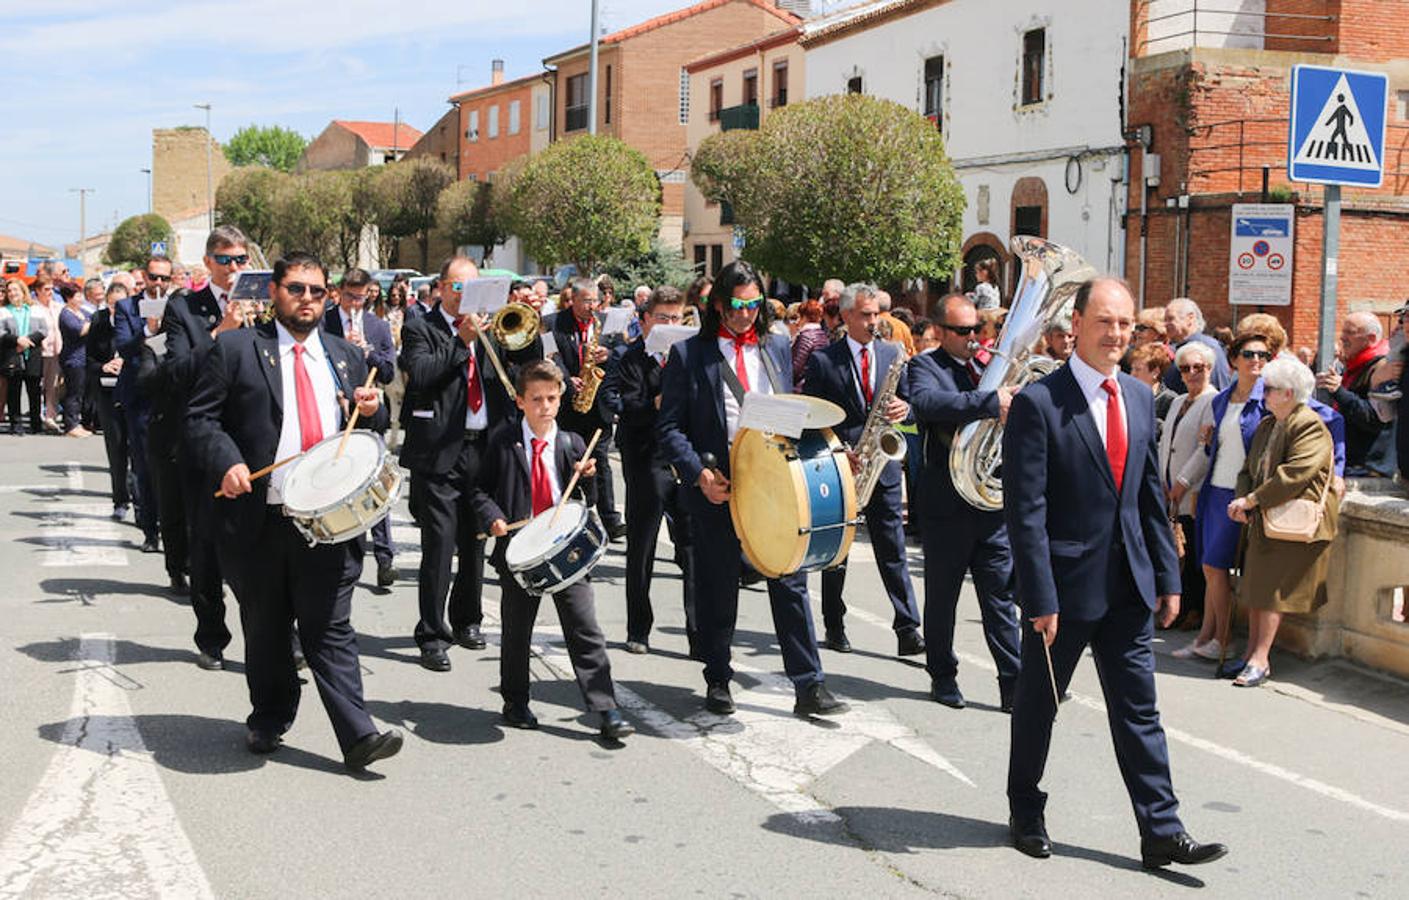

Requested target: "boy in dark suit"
[{"left": 473, "top": 361, "right": 633, "bottom": 740}]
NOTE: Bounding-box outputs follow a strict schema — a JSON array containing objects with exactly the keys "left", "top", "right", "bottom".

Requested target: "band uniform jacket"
[
  {"left": 612, "top": 340, "right": 671, "bottom": 467},
  {"left": 801, "top": 337, "right": 909, "bottom": 491},
  {"left": 907, "top": 348, "right": 1003, "bottom": 519},
  {"left": 550, "top": 310, "right": 617, "bottom": 428},
  {"left": 469, "top": 423, "right": 597, "bottom": 565},
  {"left": 321, "top": 306, "right": 395, "bottom": 433}
]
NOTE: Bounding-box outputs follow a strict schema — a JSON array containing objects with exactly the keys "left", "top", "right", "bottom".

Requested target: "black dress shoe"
[
  {"left": 376, "top": 560, "right": 396, "bottom": 587},
  {"left": 1140, "top": 831, "right": 1228, "bottom": 869},
  {"left": 1010, "top": 816, "right": 1052, "bottom": 859},
  {"left": 794, "top": 682, "right": 849, "bottom": 717},
  {"left": 246, "top": 731, "right": 282, "bottom": 754},
  {"left": 293, "top": 649, "right": 308, "bottom": 671},
  {"left": 502, "top": 703, "right": 539, "bottom": 729},
  {"left": 931, "top": 678, "right": 966, "bottom": 709},
  {"left": 897, "top": 628, "right": 925, "bottom": 656},
  {"left": 999, "top": 678, "right": 1017, "bottom": 714},
  {"left": 704, "top": 683, "right": 735, "bottom": 715},
  {"left": 608, "top": 522, "right": 628, "bottom": 542},
  {"left": 344, "top": 728, "right": 404, "bottom": 771},
  {"left": 420, "top": 647, "right": 452, "bottom": 672},
  {"left": 169, "top": 572, "right": 189, "bottom": 596},
  {"left": 599, "top": 708, "right": 634, "bottom": 739},
  {"left": 140, "top": 536, "right": 160, "bottom": 554},
  {"left": 454, "top": 624, "right": 486, "bottom": 650},
  {"left": 824, "top": 629, "right": 853, "bottom": 653},
  {"left": 195, "top": 650, "right": 224, "bottom": 671}
]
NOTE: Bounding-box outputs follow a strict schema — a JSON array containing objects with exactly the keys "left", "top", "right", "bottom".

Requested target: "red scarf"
[
  {"left": 1343, "top": 339, "right": 1388, "bottom": 387},
  {"left": 718, "top": 325, "right": 758, "bottom": 392}
]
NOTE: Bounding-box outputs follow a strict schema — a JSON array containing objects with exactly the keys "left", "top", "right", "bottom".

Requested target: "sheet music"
[
  {"left": 457, "top": 277, "right": 513, "bottom": 316},
  {"left": 738, "top": 393, "right": 810, "bottom": 439},
  {"left": 139, "top": 298, "right": 168, "bottom": 320},
  {"left": 601, "top": 306, "right": 634, "bottom": 336},
  {"left": 645, "top": 323, "right": 697, "bottom": 356},
  {"left": 146, "top": 333, "right": 168, "bottom": 358}
]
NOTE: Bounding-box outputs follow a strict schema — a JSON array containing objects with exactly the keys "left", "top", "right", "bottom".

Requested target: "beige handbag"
[{"left": 1260, "top": 452, "right": 1330, "bottom": 543}]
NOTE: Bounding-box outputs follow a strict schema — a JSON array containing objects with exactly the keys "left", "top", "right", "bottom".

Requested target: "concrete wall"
[{"left": 152, "top": 128, "right": 232, "bottom": 223}]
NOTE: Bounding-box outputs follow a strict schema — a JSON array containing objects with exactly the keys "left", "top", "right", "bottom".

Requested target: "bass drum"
[{"left": 729, "top": 427, "right": 857, "bottom": 579}]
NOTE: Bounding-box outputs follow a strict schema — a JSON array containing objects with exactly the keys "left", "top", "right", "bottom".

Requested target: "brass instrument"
[
  {"left": 853, "top": 342, "right": 908, "bottom": 507},
  {"left": 949, "top": 236, "right": 1095, "bottom": 510},
  {"left": 571, "top": 323, "right": 605, "bottom": 413},
  {"left": 490, "top": 301, "right": 541, "bottom": 352}
]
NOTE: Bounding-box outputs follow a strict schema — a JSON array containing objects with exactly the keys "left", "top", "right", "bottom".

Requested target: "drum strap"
[{"left": 712, "top": 340, "right": 784, "bottom": 406}]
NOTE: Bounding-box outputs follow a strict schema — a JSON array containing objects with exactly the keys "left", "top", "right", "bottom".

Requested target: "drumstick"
[
  {"left": 1042, "top": 638, "right": 1061, "bottom": 717},
  {"left": 549, "top": 427, "right": 604, "bottom": 528},
  {"left": 335, "top": 367, "right": 379, "bottom": 459},
  {"left": 476, "top": 516, "right": 533, "bottom": 541},
  {"left": 212, "top": 453, "right": 301, "bottom": 499}
]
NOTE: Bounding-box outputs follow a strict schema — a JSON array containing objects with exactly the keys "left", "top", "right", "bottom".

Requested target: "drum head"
[
  {"left": 505, "top": 501, "right": 586, "bottom": 569},
  {"left": 729, "top": 429, "right": 810, "bottom": 578},
  {"left": 794, "top": 395, "right": 846, "bottom": 429},
  {"left": 282, "top": 431, "right": 384, "bottom": 514}
]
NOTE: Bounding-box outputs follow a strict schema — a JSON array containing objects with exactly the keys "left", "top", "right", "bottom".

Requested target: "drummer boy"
[{"left": 472, "top": 360, "right": 634, "bottom": 741}]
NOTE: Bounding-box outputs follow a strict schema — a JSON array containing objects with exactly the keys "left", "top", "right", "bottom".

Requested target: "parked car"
[{"left": 368, "top": 268, "right": 422, "bottom": 292}]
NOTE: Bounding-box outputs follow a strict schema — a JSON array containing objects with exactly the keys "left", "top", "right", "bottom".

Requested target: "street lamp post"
[
  {"left": 139, "top": 168, "right": 152, "bottom": 215},
  {"left": 194, "top": 102, "right": 213, "bottom": 229},
  {"left": 587, "top": 0, "right": 599, "bottom": 135},
  {"left": 68, "top": 188, "right": 93, "bottom": 266}
]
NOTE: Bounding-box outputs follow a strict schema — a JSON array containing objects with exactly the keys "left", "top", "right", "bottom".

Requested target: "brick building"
[
  {"left": 448, "top": 60, "right": 544, "bottom": 183},
  {"left": 1126, "top": 0, "right": 1409, "bottom": 348},
  {"left": 152, "top": 127, "right": 231, "bottom": 224},
  {"left": 543, "top": 0, "right": 803, "bottom": 250},
  {"left": 404, "top": 107, "right": 461, "bottom": 174},
  {"left": 298, "top": 120, "right": 424, "bottom": 172}
]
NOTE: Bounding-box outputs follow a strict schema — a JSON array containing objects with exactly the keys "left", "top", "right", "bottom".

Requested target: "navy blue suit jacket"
[
  {"left": 658, "top": 330, "right": 793, "bottom": 514},
  {"left": 802, "top": 337, "right": 907, "bottom": 490},
  {"left": 908, "top": 348, "right": 1003, "bottom": 518},
  {"left": 113, "top": 294, "right": 149, "bottom": 408},
  {"left": 1002, "top": 363, "right": 1180, "bottom": 622},
  {"left": 321, "top": 307, "right": 395, "bottom": 433}
]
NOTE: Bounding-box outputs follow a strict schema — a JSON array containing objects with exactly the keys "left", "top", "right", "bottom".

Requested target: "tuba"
[
  {"left": 949, "top": 236, "right": 1096, "bottom": 511},
  {"left": 490, "top": 301, "right": 541, "bottom": 351}
]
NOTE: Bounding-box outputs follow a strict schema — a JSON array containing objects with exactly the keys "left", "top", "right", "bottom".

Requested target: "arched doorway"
[{"left": 959, "top": 231, "right": 1008, "bottom": 295}]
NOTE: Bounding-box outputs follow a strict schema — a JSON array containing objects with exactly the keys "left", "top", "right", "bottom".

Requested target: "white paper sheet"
[
  {"left": 738, "top": 393, "right": 810, "bottom": 439},
  {"left": 457, "top": 277, "right": 513, "bottom": 316},
  {"left": 145, "top": 333, "right": 167, "bottom": 357},
  {"left": 601, "top": 306, "right": 634, "bottom": 335},
  {"left": 645, "top": 323, "right": 698, "bottom": 356},
  {"left": 139, "top": 298, "right": 168, "bottom": 319}
]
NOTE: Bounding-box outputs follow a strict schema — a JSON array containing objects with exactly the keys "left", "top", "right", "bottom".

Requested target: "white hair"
[
  {"left": 876, "top": 290, "right": 893, "bottom": 312},
  {"left": 1174, "top": 340, "right": 1215, "bottom": 368},
  {"left": 1167, "top": 297, "right": 1206, "bottom": 331},
  {"left": 839, "top": 282, "right": 878, "bottom": 313},
  {"left": 1262, "top": 357, "right": 1315, "bottom": 403},
  {"left": 634, "top": 285, "right": 651, "bottom": 301},
  {"left": 823, "top": 278, "right": 845, "bottom": 295}
]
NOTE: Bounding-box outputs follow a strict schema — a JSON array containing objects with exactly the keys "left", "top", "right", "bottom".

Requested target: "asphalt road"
[{"left": 1, "top": 435, "right": 1407, "bottom": 898}]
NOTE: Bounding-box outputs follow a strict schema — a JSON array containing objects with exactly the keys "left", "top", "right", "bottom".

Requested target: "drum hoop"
[
  {"left": 730, "top": 428, "right": 812, "bottom": 579},
  {"left": 282, "top": 433, "right": 391, "bottom": 518},
  {"left": 527, "top": 539, "right": 608, "bottom": 594},
  {"left": 506, "top": 502, "right": 591, "bottom": 570},
  {"left": 823, "top": 428, "right": 859, "bottom": 568}
]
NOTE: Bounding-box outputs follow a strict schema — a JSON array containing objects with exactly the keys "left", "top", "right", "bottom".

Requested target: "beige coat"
[{"left": 1235, "top": 404, "right": 1339, "bottom": 613}]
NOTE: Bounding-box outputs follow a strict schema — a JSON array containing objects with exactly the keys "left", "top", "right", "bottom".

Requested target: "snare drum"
[
  {"left": 503, "top": 501, "right": 608, "bottom": 595},
  {"left": 280, "top": 431, "right": 403, "bottom": 545},
  {"left": 729, "top": 427, "right": 857, "bottom": 579}
]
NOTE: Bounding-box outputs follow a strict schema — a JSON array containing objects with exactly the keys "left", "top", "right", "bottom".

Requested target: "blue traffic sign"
[
  {"left": 150, "top": 240, "right": 168, "bottom": 256},
  {"left": 1288, "top": 64, "right": 1388, "bottom": 187}
]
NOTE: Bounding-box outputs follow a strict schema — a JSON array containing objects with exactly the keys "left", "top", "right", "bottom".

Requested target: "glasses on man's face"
[
  {"left": 211, "top": 253, "right": 249, "bottom": 266},
  {"left": 729, "top": 295, "right": 763, "bottom": 311},
  {"left": 941, "top": 323, "right": 979, "bottom": 336},
  {"left": 1177, "top": 363, "right": 1208, "bottom": 374},
  {"left": 450, "top": 281, "right": 465, "bottom": 293},
  {"left": 651, "top": 312, "right": 684, "bottom": 324},
  {"left": 342, "top": 291, "right": 369, "bottom": 302},
  {"left": 146, "top": 272, "right": 172, "bottom": 282},
  {"left": 283, "top": 282, "right": 328, "bottom": 300},
  {"left": 1239, "top": 349, "right": 1273, "bottom": 361}
]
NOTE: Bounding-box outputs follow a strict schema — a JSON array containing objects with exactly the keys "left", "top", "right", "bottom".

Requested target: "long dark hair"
[{"left": 702, "top": 260, "right": 771, "bottom": 338}]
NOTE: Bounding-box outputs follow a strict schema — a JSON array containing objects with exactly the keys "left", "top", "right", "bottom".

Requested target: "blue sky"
[{"left": 0, "top": 0, "right": 714, "bottom": 254}]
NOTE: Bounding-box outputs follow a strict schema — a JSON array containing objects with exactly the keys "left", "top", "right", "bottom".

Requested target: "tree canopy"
[
  {"left": 435, "top": 178, "right": 507, "bottom": 255},
  {"left": 223, "top": 125, "right": 308, "bottom": 172},
  {"left": 375, "top": 158, "right": 456, "bottom": 271},
  {"left": 103, "top": 214, "right": 174, "bottom": 267}
]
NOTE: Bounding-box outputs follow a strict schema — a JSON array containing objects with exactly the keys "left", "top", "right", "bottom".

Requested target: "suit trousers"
[
  {"left": 8, "top": 372, "right": 42, "bottom": 433},
  {"left": 222, "top": 507, "right": 375, "bottom": 753},
  {"left": 691, "top": 503, "right": 824, "bottom": 692},
  {"left": 147, "top": 436, "right": 186, "bottom": 579},
  {"left": 497, "top": 566, "right": 617, "bottom": 711},
  {"left": 182, "top": 463, "right": 229, "bottom": 655},
  {"left": 1007, "top": 595, "right": 1183, "bottom": 839},
  {"left": 622, "top": 456, "right": 695, "bottom": 647},
  {"left": 413, "top": 433, "right": 485, "bottom": 650},
  {"left": 821, "top": 477, "right": 921, "bottom": 635},
  {"left": 921, "top": 509, "right": 1022, "bottom": 684},
  {"left": 122, "top": 405, "right": 158, "bottom": 541},
  {"left": 95, "top": 389, "right": 130, "bottom": 508},
  {"left": 60, "top": 364, "right": 85, "bottom": 431}
]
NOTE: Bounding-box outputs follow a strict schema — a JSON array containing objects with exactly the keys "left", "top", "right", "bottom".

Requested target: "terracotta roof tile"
[
  {"left": 548, "top": 0, "right": 800, "bottom": 60},
  {"left": 333, "top": 120, "right": 424, "bottom": 150}
]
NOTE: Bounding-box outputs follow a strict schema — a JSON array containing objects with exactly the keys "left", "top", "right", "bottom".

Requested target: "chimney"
[{"left": 491, "top": 59, "right": 504, "bottom": 86}]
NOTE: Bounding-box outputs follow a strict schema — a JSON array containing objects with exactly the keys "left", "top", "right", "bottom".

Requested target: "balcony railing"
[
  {"left": 719, "top": 103, "right": 760, "bottom": 131},
  {"left": 1137, "top": 0, "right": 1337, "bottom": 56},
  {"left": 565, "top": 105, "right": 589, "bottom": 132},
  {"left": 1187, "top": 116, "right": 1409, "bottom": 196}
]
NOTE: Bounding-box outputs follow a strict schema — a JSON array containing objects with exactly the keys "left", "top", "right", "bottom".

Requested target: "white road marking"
[
  {"left": 65, "top": 462, "right": 84, "bottom": 492},
  {"left": 38, "top": 502, "right": 129, "bottom": 567},
  {"left": 0, "top": 634, "right": 215, "bottom": 899}
]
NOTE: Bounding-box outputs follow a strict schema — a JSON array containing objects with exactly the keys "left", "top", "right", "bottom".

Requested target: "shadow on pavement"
[
  {"left": 14, "top": 637, "right": 243, "bottom": 674},
  {"left": 37, "top": 577, "right": 186, "bottom": 605},
  {"left": 367, "top": 698, "right": 506, "bottom": 746}
]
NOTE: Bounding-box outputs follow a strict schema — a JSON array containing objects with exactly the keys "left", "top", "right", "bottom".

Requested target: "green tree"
[
  {"left": 376, "top": 157, "right": 456, "bottom": 272},
  {"left": 269, "top": 173, "right": 338, "bottom": 260},
  {"left": 690, "top": 94, "right": 965, "bottom": 286},
  {"left": 103, "top": 214, "right": 173, "bottom": 267},
  {"left": 223, "top": 124, "right": 308, "bottom": 172},
  {"left": 604, "top": 237, "right": 696, "bottom": 291},
  {"left": 435, "top": 178, "right": 507, "bottom": 257},
  {"left": 349, "top": 168, "right": 396, "bottom": 266},
  {"left": 310, "top": 170, "right": 368, "bottom": 271},
  {"left": 505, "top": 134, "right": 661, "bottom": 272},
  {"left": 215, "top": 166, "right": 286, "bottom": 253}
]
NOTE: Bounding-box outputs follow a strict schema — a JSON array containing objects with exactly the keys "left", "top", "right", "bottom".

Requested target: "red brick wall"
[{"left": 456, "top": 79, "right": 536, "bottom": 182}]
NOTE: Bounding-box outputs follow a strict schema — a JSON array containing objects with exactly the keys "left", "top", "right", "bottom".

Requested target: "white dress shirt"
[
  {"left": 1066, "top": 351, "right": 1127, "bottom": 449},
  {"left": 269, "top": 323, "right": 340, "bottom": 504},
  {"left": 521, "top": 419, "right": 563, "bottom": 504},
  {"left": 210, "top": 281, "right": 229, "bottom": 313},
  {"left": 717, "top": 333, "right": 771, "bottom": 443},
  {"left": 845, "top": 335, "right": 878, "bottom": 407},
  {"left": 341, "top": 307, "right": 364, "bottom": 339},
  {"left": 442, "top": 307, "right": 489, "bottom": 431}
]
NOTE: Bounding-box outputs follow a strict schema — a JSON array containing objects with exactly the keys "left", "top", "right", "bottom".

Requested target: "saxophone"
[
  {"left": 571, "top": 324, "right": 605, "bottom": 413},
  {"left": 854, "top": 342, "right": 908, "bottom": 507}
]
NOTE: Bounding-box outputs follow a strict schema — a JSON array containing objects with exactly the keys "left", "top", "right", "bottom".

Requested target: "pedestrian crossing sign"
[{"left": 1288, "top": 64, "right": 1388, "bottom": 187}]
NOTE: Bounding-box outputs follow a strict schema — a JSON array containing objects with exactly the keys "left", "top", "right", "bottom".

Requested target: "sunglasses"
[
  {"left": 1133, "top": 324, "right": 1151, "bottom": 333},
  {"left": 211, "top": 253, "right": 249, "bottom": 266},
  {"left": 146, "top": 273, "right": 172, "bottom": 282},
  {"left": 729, "top": 295, "right": 763, "bottom": 310},
  {"left": 941, "top": 323, "right": 979, "bottom": 336},
  {"left": 451, "top": 281, "right": 465, "bottom": 292},
  {"left": 1239, "top": 349, "right": 1273, "bottom": 361},
  {"left": 283, "top": 282, "right": 328, "bottom": 300},
  {"left": 1177, "top": 363, "right": 1208, "bottom": 374}
]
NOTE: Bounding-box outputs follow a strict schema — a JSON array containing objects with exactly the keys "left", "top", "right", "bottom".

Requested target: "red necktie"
[
  {"left": 860, "top": 346, "right": 873, "bottom": 405},
  {"left": 1101, "top": 378, "right": 1126, "bottom": 492},
  {"left": 719, "top": 326, "right": 757, "bottom": 392},
  {"left": 466, "top": 347, "right": 483, "bottom": 413},
  {"left": 530, "top": 437, "right": 553, "bottom": 515},
  {"left": 290, "top": 344, "right": 324, "bottom": 451}
]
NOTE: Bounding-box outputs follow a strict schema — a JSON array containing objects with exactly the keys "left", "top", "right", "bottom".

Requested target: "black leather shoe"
[
  {"left": 140, "top": 536, "right": 160, "bottom": 554},
  {"left": 794, "top": 682, "right": 849, "bottom": 717},
  {"left": 376, "top": 561, "right": 396, "bottom": 587},
  {"left": 608, "top": 522, "right": 628, "bottom": 542},
  {"left": 195, "top": 650, "right": 224, "bottom": 671},
  {"left": 931, "top": 678, "right": 966, "bottom": 709},
  {"left": 599, "top": 709, "right": 634, "bottom": 739},
  {"left": 502, "top": 703, "right": 539, "bottom": 729},
  {"left": 1010, "top": 816, "right": 1051, "bottom": 859},
  {"left": 169, "top": 573, "right": 189, "bottom": 596},
  {"left": 345, "top": 729, "right": 403, "bottom": 771},
  {"left": 420, "top": 647, "right": 452, "bottom": 672},
  {"left": 454, "top": 624, "right": 486, "bottom": 650},
  {"left": 999, "top": 678, "right": 1017, "bottom": 714},
  {"left": 824, "top": 629, "right": 853, "bottom": 653},
  {"left": 293, "top": 649, "right": 307, "bottom": 671},
  {"left": 1140, "top": 831, "right": 1228, "bottom": 869},
  {"left": 246, "top": 731, "right": 282, "bottom": 754},
  {"left": 897, "top": 628, "right": 925, "bottom": 656},
  {"left": 704, "top": 683, "right": 735, "bottom": 715}
]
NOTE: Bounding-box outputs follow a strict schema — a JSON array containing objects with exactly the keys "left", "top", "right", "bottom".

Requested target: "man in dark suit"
[
  {"left": 611, "top": 285, "right": 695, "bottom": 656},
  {"left": 802, "top": 282, "right": 923, "bottom": 657},
  {"left": 551, "top": 277, "right": 625, "bottom": 540},
  {"left": 1002, "top": 276, "right": 1226, "bottom": 868},
  {"left": 398, "top": 257, "right": 523, "bottom": 672},
  {"left": 322, "top": 268, "right": 397, "bottom": 587},
  {"left": 160, "top": 226, "right": 251, "bottom": 670},
  {"left": 186, "top": 251, "right": 402, "bottom": 771},
  {"left": 404, "top": 281, "right": 435, "bottom": 321},
  {"left": 908, "top": 293, "right": 1022, "bottom": 711},
  {"left": 658, "top": 260, "right": 845, "bottom": 718}
]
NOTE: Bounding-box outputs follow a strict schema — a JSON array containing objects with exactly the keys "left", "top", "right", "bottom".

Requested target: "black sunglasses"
[
  {"left": 283, "top": 282, "right": 328, "bottom": 300},
  {"left": 211, "top": 253, "right": 249, "bottom": 266},
  {"left": 146, "top": 273, "right": 172, "bottom": 282},
  {"left": 941, "top": 323, "right": 979, "bottom": 336},
  {"left": 1238, "top": 349, "right": 1273, "bottom": 361}
]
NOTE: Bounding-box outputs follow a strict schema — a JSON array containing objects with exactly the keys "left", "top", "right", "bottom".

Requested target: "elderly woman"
[
  {"left": 1129, "top": 342, "right": 1180, "bottom": 424},
  {"left": 1225, "top": 358, "right": 1339, "bottom": 687},
  {"left": 790, "top": 299, "right": 828, "bottom": 385},
  {"left": 1, "top": 278, "right": 50, "bottom": 436},
  {"left": 32, "top": 277, "right": 64, "bottom": 433},
  {"left": 1189, "top": 331, "right": 1273, "bottom": 668},
  {"left": 1159, "top": 341, "right": 1220, "bottom": 644}
]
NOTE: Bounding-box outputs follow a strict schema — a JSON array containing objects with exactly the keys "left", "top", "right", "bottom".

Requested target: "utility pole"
[
  {"left": 588, "top": 0, "right": 600, "bottom": 135},
  {"left": 393, "top": 107, "right": 401, "bottom": 159},
  {"left": 69, "top": 188, "right": 93, "bottom": 263},
  {"left": 139, "top": 168, "right": 152, "bottom": 214},
  {"left": 194, "top": 102, "right": 213, "bottom": 229}
]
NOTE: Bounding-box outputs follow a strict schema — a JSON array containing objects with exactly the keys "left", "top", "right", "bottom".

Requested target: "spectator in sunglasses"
[{"left": 1159, "top": 341, "right": 1220, "bottom": 637}]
